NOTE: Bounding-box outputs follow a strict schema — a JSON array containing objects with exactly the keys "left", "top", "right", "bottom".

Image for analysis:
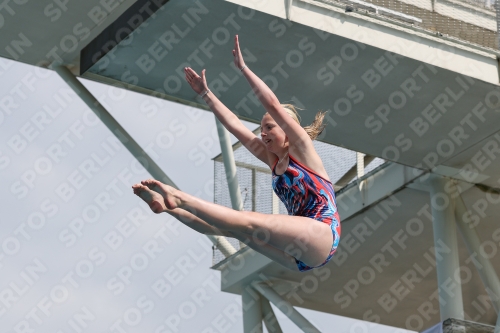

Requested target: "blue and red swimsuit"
[{"left": 272, "top": 154, "right": 341, "bottom": 272}]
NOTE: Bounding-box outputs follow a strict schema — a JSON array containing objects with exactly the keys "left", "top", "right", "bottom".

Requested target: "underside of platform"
[
  {"left": 79, "top": 0, "right": 500, "bottom": 191},
  {"left": 2, "top": 0, "right": 500, "bottom": 331}
]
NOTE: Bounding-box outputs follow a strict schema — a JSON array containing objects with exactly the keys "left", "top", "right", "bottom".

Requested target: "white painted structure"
[{"left": 2, "top": 0, "right": 500, "bottom": 331}]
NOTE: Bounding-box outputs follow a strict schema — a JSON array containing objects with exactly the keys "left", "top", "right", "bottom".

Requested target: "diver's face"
[{"left": 260, "top": 113, "right": 287, "bottom": 152}]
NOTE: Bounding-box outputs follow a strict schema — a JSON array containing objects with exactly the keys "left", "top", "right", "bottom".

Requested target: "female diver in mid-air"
[{"left": 132, "top": 35, "right": 341, "bottom": 272}]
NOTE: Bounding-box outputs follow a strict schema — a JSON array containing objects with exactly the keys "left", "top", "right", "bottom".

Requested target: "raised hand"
[
  {"left": 232, "top": 35, "right": 246, "bottom": 70},
  {"left": 184, "top": 67, "right": 208, "bottom": 95}
]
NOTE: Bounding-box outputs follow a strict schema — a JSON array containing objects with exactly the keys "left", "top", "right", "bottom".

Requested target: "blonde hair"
[{"left": 280, "top": 104, "right": 326, "bottom": 141}]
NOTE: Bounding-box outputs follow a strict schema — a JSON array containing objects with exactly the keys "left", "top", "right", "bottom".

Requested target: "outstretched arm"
[
  {"left": 233, "top": 35, "right": 309, "bottom": 145},
  {"left": 184, "top": 67, "right": 271, "bottom": 166}
]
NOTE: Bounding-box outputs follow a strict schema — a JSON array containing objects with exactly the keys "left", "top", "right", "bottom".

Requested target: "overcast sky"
[{"left": 0, "top": 58, "right": 416, "bottom": 333}]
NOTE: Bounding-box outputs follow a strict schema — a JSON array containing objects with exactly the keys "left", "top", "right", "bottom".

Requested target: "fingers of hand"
[
  {"left": 185, "top": 74, "right": 202, "bottom": 88},
  {"left": 187, "top": 73, "right": 198, "bottom": 84},
  {"left": 235, "top": 35, "right": 240, "bottom": 51},
  {"left": 187, "top": 68, "right": 202, "bottom": 81},
  {"left": 185, "top": 67, "right": 197, "bottom": 78}
]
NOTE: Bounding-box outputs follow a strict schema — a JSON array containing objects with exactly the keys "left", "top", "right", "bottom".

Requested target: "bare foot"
[
  {"left": 132, "top": 183, "right": 167, "bottom": 214},
  {"left": 140, "top": 179, "right": 182, "bottom": 210}
]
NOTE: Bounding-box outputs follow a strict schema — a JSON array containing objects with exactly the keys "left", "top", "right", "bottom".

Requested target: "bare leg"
[
  {"left": 132, "top": 183, "right": 229, "bottom": 236},
  {"left": 164, "top": 207, "right": 231, "bottom": 237},
  {"left": 132, "top": 183, "right": 298, "bottom": 269},
  {"left": 140, "top": 179, "right": 333, "bottom": 267},
  {"left": 229, "top": 231, "right": 299, "bottom": 271}
]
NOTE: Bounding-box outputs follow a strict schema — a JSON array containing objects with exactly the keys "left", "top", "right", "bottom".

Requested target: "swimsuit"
[{"left": 272, "top": 154, "right": 341, "bottom": 272}]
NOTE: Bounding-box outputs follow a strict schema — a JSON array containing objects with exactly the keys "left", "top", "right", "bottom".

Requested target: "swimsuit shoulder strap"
[
  {"left": 271, "top": 157, "right": 280, "bottom": 174},
  {"left": 288, "top": 154, "right": 332, "bottom": 184}
]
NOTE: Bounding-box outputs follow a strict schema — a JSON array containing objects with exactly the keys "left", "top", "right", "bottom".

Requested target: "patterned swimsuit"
[{"left": 272, "top": 154, "right": 341, "bottom": 272}]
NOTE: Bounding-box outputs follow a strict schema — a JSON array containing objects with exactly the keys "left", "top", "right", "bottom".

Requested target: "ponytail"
[{"left": 280, "top": 104, "right": 326, "bottom": 141}]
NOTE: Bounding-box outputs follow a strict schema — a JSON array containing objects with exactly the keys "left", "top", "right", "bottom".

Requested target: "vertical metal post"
[
  {"left": 356, "top": 152, "right": 365, "bottom": 190},
  {"left": 242, "top": 285, "right": 263, "bottom": 333},
  {"left": 252, "top": 168, "right": 256, "bottom": 212},
  {"left": 428, "top": 175, "right": 464, "bottom": 321},
  {"left": 496, "top": 0, "right": 500, "bottom": 83},
  {"left": 215, "top": 118, "right": 244, "bottom": 211},
  {"left": 356, "top": 152, "right": 365, "bottom": 179},
  {"left": 215, "top": 118, "right": 245, "bottom": 250},
  {"left": 496, "top": 0, "right": 500, "bottom": 49},
  {"left": 285, "top": 0, "right": 293, "bottom": 20},
  {"left": 454, "top": 191, "right": 500, "bottom": 312},
  {"left": 260, "top": 298, "right": 283, "bottom": 333}
]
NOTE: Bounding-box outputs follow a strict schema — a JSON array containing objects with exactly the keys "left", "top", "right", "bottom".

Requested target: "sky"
[{"left": 0, "top": 58, "right": 417, "bottom": 333}]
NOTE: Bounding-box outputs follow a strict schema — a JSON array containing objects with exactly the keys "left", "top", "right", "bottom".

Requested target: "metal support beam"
[
  {"left": 54, "top": 65, "right": 176, "bottom": 187},
  {"left": 209, "top": 234, "right": 238, "bottom": 258},
  {"left": 215, "top": 118, "right": 244, "bottom": 211},
  {"left": 356, "top": 152, "right": 365, "bottom": 190},
  {"left": 496, "top": 0, "right": 500, "bottom": 52},
  {"left": 260, "top": 297, "right": 283, "bottom": 333},
  {"left": 356, "top": 152, "right": 365, "bottom": 179},
  {"left": 496, "top": 0, "right": 500, "bottom": 85},
  {"left": 54, "top": 65, "right": 237, "bottom": 257},
  {"left": 252, "top": 281, "right": 321, "bottom": 333},
  {"left": 285, "top": 0, "right": 293, "bottom": 20},
  {"left": 454, "top": 191, "right": 500, "bottom": 312},
  {"left": 428, "top": 175, "right": 464, "bottom": 321},
  {"left": 242, "top": 285, "right": 263, "bottom": 333},
  {"left": 251, "top": 169, "right": 256, "bottom": 212},
  {"left": 214, "top": 118, "right": 245, "bottom": 250}
]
